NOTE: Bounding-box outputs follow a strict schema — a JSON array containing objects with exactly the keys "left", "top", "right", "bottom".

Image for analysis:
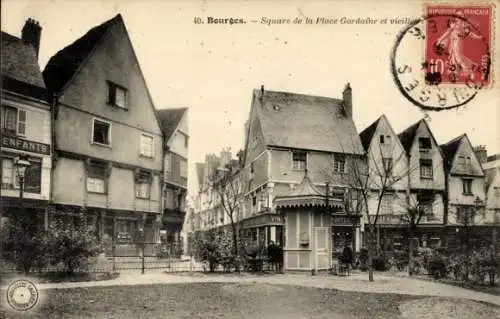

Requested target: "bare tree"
[
  {"left": 399, "top": 196, "right": 426, "bottom": 275},
  {"left": 324, "top": 134, "right": 417, "bottom": 281},
  {"left": 207, "top": 164, "right": 245, "bottom": 271}
]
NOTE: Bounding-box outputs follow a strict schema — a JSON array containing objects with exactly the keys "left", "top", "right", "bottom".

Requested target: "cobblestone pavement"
[{"left": 8, "top": 271, "right": 498, "bottom": 307}]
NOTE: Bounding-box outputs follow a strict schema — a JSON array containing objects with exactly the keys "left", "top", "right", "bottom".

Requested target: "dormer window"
[
  {"left": 107, "top": 81, "right": 127, "bottom": 108},
  {"left": 292, "top": 151, "right": 307, "bottom": 170},
  {"left": 418, "top": 137, "right": 432, "bottom": 150}
]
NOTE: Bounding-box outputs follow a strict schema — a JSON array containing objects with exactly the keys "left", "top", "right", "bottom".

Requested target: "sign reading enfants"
[{"left": 2, "top": 136, "right": 50, "bottom": 155}]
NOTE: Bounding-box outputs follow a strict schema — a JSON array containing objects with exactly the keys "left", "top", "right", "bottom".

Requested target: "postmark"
[
  {"left": 5, "top": 279, "right": 39, "bottom": 312},
  {"left": 390, "top": 4, "right": 493, "bottom": 111}
]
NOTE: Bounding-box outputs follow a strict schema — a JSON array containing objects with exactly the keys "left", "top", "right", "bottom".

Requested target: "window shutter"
[
  {"left": 17, "top": 109, "right": 27, "bottom": 135},
  {"left": 140, "top": 135, "right": 145, "bottom": 155}
]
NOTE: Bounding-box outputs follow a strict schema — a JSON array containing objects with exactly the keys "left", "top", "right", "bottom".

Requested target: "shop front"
[{"left": 240, "top": 212, "right": 285, "bottom": 247}]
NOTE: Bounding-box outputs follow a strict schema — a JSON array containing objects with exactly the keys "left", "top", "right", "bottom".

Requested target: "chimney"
[
  {"left": 22, "top": 18, "right": 42, "bottom": 58},
  {"left": 473, "top": 145, "right": 488, "bottom": 164},
  {"left": 342, "top": 82, "right": 352, "bottom": 117}
]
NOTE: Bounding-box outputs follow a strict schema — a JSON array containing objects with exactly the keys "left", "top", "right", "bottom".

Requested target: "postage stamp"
[
  {"left": 390, "top": 3, "right": 495, "bottom": 111},
  {"left": 424, "top": 4, "right": 493, "bottom": 87}
]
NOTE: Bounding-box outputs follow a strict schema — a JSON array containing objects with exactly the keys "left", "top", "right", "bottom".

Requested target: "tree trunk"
[
  {"left": 368, "top": 230, "right": 375, "bottom": 282},
  {"left": 408, "top": 227, "right": 414, "bottom": 276},
  {"left": 231, "top": 222, "right": 240, "bottom": 273}
]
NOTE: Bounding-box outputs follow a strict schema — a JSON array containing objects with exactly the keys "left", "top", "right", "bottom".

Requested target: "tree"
[
  {"left": 324, "top": 135, "right": 416, "bottom": 281},
  {"left": 399, "top": 196, "right": 426, "bottom": 275},
  {"left": 206, "top": 163, "right": 245, "bottom": 272}
]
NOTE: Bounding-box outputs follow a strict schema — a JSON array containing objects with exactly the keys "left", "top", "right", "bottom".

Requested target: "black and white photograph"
[{"left": 1, "top": 0, "right": 499, "bottom": 318}]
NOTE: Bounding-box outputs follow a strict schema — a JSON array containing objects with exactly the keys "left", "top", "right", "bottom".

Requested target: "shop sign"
[
  {"left": 2, "top": 136, "right": 50, "bottom": 155},
  {"left": 243, "top": 214, "right": 284, "bottom": 227},
  {"left": 331, "top": 214, "right": 361, "bottom": 226}
]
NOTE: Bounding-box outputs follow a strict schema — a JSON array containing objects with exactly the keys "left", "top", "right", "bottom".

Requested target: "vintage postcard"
[{"left": 1, "top": 0, "right": 499, "bottom": 318}]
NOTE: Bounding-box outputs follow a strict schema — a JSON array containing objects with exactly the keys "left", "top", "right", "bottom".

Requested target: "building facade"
[
  {"left": 397, "top": 119, "right": 446, "bottom": 247},
  {"left": 156, "top": 108, "right": 189, "bottom": 246},
  {"left": 42, "top": 14, "right": 163, "bottom": 246},
  {"left": 1, "top": 19, "right": 52, "bottom": 230},
  {"left": 358, "top": 115, "right": 410, "bottom": 250}
]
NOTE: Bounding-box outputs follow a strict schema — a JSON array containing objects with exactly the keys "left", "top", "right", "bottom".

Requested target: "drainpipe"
[{"left": 47, "top": 92, "right": 58, "bottom": 231}]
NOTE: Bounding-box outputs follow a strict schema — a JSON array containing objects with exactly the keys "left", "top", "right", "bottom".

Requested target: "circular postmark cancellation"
[
  {"left": 391, "top": 5, "right": 493, "bottom": 111},
  {"left": 5, "top": 279, "right": 39, "bottom": 312}
]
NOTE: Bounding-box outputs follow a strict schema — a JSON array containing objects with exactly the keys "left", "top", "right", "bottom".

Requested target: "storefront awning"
[{"left": 274, "top": 170, "right": 344, "bottom": 209}]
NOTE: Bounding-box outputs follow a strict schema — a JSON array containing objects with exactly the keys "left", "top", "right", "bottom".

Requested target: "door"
[{"left": 314, "top": 227, "right": 330, "bottom": 270}]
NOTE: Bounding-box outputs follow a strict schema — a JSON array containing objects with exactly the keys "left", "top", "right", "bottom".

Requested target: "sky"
[{"left": 2, "top": 0, "right": 499, "bottom": 198}]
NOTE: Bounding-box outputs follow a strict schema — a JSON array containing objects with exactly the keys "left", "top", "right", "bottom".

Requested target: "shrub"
[
  {"left": 359, "top": 248, "right": 369, "bottom": 271},
  {"left": 1, "top": 215, "right": 49, "bottom": 273},
  {"left": 427, "top": 254, "right": 448, "bottom": 279},
  {"left": 470, "top": 247, "right": 498, "bottom": 285},
  {"left": 46, "top": 214, "right": 102, "bottom": 274}
]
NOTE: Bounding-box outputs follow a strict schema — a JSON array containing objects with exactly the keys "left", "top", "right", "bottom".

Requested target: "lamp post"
[
  {"left": 14, "top": 156, "right": 31, "bottom": 273},
  {"left": 15, "top": 156, "right": 32, "bottom": 206}
]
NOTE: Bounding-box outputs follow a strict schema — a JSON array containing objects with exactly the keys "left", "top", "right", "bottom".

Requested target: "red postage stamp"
[{"left": 424, "top": 4, "right": 493, "bottom": 87}]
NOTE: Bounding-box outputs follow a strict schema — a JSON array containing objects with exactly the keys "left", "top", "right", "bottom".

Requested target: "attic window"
[
  {"left": 107, "top": 81, "right": 127, "bottom": 109},
  {"left": 418, "top": 137, "right": 432, "bottom": 150}
]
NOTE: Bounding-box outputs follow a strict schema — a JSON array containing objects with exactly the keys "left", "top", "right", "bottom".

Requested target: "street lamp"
[{"left": 15, "top": 156, "right": 31, "bottom": 202}]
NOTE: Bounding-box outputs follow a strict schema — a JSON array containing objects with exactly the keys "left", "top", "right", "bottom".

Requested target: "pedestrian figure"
[{"left": 267, "top": 240, "right": 276, "bottom": 271}]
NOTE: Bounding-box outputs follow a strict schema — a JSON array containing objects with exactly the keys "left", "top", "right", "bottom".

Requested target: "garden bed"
[{"left": 0, "top": 271, "right": 119, "bottom": 284}]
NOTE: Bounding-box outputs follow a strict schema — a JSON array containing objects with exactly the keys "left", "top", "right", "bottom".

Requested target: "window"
[
  {"left": 2, "top": 158, "right": 15, "bottom": 189},
  {"left": 86, "top": 161, "right": 107, "bottom": 193},
  {"left": 420, "top": 159, "right": 433, "bottom": 178},
  {"left": 333, "top": 154, "right": 346, "bottom": 173},
  {"left": 250, "top": 162, "right": 254, "bottom": 174},
  {"left": 107, "top": 82, "right": 127, "bottom": 108},
  {"left": 180, "top": 159, "right": 188, "bottom": 179},
  {"left": 2, "top": 106, "right": 27, "bottom": 136},
  {"left": 418, "top": 137, "right": 432, "bottom": 149},
  {"left": 462, "top": 179, "right": 472, "bottom": 195},
  {"left": 383, "top": 158, "right": 393, "bottom": 173},
  {"left": 379, "top": 135, "right": 391, "bottom": 145},
  {"left": 135, "top": 171, "right": 151, "bottom": 199},
  {"left": 92, "top": 119, "right": 111, "bottom": 146},
  {"left": 252, "top": 196, "right": 257, "bottom": 206},
  {"left": 380, "top": 194, "right": 393, "bottom": 214},
  {"left": 24, "top": 160, "right": 41, "bottom": 193},
  {"left": 465, "top": 156, "right": 472, "bottom": 170},
  {"left": 494, "top": 187, "right": 500, "bottom": 197},
  {"left": 292, "top": 151, "right": 307, "bottom": 170},
  {"left": 140, "top": 134, "right": 154, "bottom": 158},
  {"left": 183, "top": 133, "right": 189, "bottom": 148},
  {"left": 1, "top": 157, "right": 41, "bottom": 193},
  {"left": 457, "top": 156, "right": 465, "bottom": 169}
]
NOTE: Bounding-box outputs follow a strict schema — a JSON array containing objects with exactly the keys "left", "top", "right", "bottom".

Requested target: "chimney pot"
[
  {"left": 342, "top": 82, "right": 353, "bottom": 117},
  {"left": 21, "top": 18, "right": 42, "bottom": 58}
]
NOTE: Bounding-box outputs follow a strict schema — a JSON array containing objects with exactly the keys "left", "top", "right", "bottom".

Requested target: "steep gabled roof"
[
  {"left": 42, "top": 14, "right": 121, "bottom": 93},
  {"left": 156, "top": 107, "right": 188, "bottom": 142},
  {"left": 252, "top": 89, "right": 364, "bottom": 155},
  {"left": 359, "top": 116, "right": 382, "bottom": 151},
  {"left": 1, "top": 31, "right": 46, "bottom": 90},
  {"left": 397, "top": 120, "right": 421, "bottom": 154},
  {"left": 440, "top": 134, "right": 465, "bottom": 170}
]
